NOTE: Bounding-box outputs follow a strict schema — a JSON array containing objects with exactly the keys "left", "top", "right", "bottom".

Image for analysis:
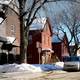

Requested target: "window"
[
  {"left": 11, "top": 25, "right": 16, "bottom": 37},
  {"left": 42, "top": 35, "right": 46, "bottom": 45},
  {"left": 48, "top": 36, "right": 50, "bottom": 46},
  {"left": 28, "top": 35, "right": 32, "bottom": 44}
]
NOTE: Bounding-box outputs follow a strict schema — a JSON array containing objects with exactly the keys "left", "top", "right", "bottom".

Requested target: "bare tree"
[
  {"left": 0, "top": 0, "right": 79, "bottom": 63},
  {"left": 17, "top": 0, "right": 61, "bottom": 63},
  {"left": 55, "top": 3, "right": 80, "bottom": 56},
  {"left": 17, "top": 0, "right": 73, "bottom": 63},
  {"left": 17, "top": 0, "right": 62, "bottom": 63}
]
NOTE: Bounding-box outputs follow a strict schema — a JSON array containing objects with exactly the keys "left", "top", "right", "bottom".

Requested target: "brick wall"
[{"left": 5, "top": 8, "right": 20, "bottom": 55}]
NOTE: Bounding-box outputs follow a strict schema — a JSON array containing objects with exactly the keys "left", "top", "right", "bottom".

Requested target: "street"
[
  {"left": 34, "top": 71, "right": 80, "bottom": 80},
  {"left": 0, "top": 70, "right": 80, "bottom": 80}
]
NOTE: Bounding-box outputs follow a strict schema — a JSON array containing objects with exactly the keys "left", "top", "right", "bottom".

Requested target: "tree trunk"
[
  {"left": 20, "top": 16, "right": 26, "bottom": 63},
  {"left": 18, "top": 0, "right": 27, "bottom": 63}
]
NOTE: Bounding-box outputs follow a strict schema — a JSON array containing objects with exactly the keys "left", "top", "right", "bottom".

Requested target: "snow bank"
[
  {"left": 0, "top": 62, "right": 64, "bottom": 73},
  {"left": 55, "top": 62, "right": 64, "bottom": 68},
  {"left": 0, "top": 64, "right": 42, "bottom": 73}
]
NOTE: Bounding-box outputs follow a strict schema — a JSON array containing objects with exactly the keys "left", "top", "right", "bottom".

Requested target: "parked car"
[{"left": 63, "top": 56, "right": 80, "bottom": 71}]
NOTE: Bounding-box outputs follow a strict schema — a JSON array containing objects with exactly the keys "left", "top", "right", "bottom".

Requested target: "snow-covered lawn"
[{"left": 0, "top": 62, "right": 64, "bottom": 73}]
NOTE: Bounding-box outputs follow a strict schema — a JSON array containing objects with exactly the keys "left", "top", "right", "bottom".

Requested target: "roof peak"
[
  {"left": 33, "top": 17, "right": 47, "bottom": 24},
  {"left": 30, "top": 17, "right": 47, "bottom": 30}
]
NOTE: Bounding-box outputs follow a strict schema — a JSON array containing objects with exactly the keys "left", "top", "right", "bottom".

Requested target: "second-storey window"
[
  {"left": 11, "top": 25, "right": 16, "bottom": 37},
  {"left": 28, "top": 35, "right": 32, "bottom": 44}
]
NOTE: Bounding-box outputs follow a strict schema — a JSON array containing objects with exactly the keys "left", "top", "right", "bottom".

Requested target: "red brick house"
[
  {"left": 5, "top": 6, "right": 20, "bottom": 55},
  {"left": 0, "top": 1, "right": 20, "bottom": 64},
  {"left": 52, "top": 33, "right": 69, "bottom": 61},
  {"left": 27, "top": 18, "right": 54, "bottom": 64}
]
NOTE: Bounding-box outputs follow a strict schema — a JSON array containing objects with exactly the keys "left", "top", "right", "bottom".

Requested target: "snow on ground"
[
  {"left": 55, "top": 62, "right": 64, "bottom": 68},
  {"left": 0, "top": 62, "right": 64, "bottom": 73}
]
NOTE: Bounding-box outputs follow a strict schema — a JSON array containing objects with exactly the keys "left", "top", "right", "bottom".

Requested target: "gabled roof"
[
  {"left": 30, "top": 17, "right": 53, "bottom": 35},
  {"left": 30, "top": 18, "right": 46, "bottom": 30}
]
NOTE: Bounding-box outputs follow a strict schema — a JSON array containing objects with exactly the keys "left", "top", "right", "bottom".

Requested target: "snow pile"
[
  {"left": 0, "top": 64, "right": 42, "bottom": 73},
  {"left": 55, "top": 62, "right": 64, "bottom": 68},
  {"left": 32, "top": 63, "right": 64, "bottom": 71},
  {"left": 0, "top": 62, "right": 64, "bottom": 73}
]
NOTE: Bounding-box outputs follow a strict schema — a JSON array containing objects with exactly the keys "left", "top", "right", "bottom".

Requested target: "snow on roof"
[
  {"left": 30, "top": 18, "right": 47, "bottom": 30},
  {"left": 6, "top": 36, "right": 15, "bottom": 44},
  {"left": 42, "top": 48, "right": 54, "bottom": 53},
  {"left": 0, "top": 0, "right": 12, "bottom": 5},
  {"left": 0, "top": 36, "right": 16, "bottom": 44}
]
